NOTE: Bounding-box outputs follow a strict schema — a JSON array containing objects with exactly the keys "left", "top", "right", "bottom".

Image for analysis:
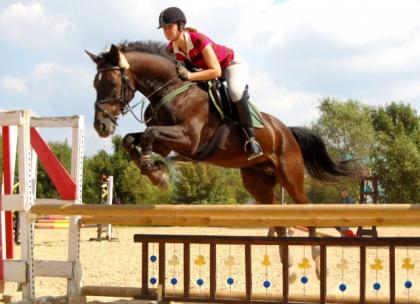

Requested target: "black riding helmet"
[{"left": 158, "top": 7, "right": 186, "bottom": 28}]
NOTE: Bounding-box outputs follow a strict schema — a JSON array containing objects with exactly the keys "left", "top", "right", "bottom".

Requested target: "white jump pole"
[{"left": 106, "top": 176, "right": 113, "bottom": 240}]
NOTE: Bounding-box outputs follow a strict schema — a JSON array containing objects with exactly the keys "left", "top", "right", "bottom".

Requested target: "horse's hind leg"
[
  {"left": 240, "top": 167, "right": 277, "bottom": 204},
  {"left": 240, "top": 167, "right": 297, "bottom": 283},
  {"left": 273, "top": 226, "right": 297, "bottom": 283},
  {"left": 275, "top": 156, "right": 322, "bottom": 279}
]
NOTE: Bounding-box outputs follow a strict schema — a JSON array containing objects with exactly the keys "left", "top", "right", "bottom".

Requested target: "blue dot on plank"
[
  {"left": 405, "top": 281, "right": 413, "bottom": 289},
  {"left": 339, "top": 283, "right": 347, "bottom": 292},
  {"left": 373, "top": 282, "right": 381, "bottom": 290},
  {"left": 197, "top": 278, "right": 204, "bottom": 286},
  {"left": 227, "top": 277, "right": 234, "bottom": 285},
  {"left": 263, "top": 280, "right": 271, "bottom": 288},
  {"left": 170, "top": 278, "right": 177, "bottom": 285},
  {"left": 150, "top": 255, "right": 157, "bottom": 263},
  {"left": 150, "top": 277, "right": 157, "bottom": 285},
  {"left": 301, "top": 276, "right": 308, "bottom": 284}
]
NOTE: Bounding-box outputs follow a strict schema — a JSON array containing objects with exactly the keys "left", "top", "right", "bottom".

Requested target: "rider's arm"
[{"left": 188, "top": 45, "right": 222, "bottom": 81}]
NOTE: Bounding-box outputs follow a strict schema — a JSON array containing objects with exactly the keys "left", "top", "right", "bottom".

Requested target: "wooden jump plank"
[
  {"left": 1, "top": 194, "right": 26, "bottom": 211},
  {"left": 2, "top": 260, "right": 26, "bottom": 283},
  {"left": 30, "top": 116, "right": 82, "bottom": 128},
  {"left": 30, "top": 204, "right": 420, "bottom": 228},
  {"left": 0, "top": 110, "right": 25, "bottom": 126},
  {"left": 134, "top": 234, "right": 420, "bottom": 247},
  {"left": 31, "top": 203, "right": 420, "bottom": 217},
  {"left": 33, "top": 260, "right": 73, "bottom": 277}
]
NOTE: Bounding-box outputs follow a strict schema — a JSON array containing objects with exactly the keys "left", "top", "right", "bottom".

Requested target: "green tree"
[
  {"left": 36, "top": 140, "right": 72, "bottom": 198},
  {"left": 172, "top": 163, "right": 249, "bottom": 204},
  {"left": 305, "top": 177, "right": 359, "bottom": 204},
  {"left": 371, "top": 102, "right": 420, "bottom": 203},
  {"left": 308, "top": 98, "right": 374, "bottom": 203},
  {"left": 83, "top": 150, "right": 113, "bottom": 204},
  {"left": 119, "top": 162, "right": 172, "bottom": 204},
  {"left": 313, "top": 98, "right": 375, "bottom": 162}
]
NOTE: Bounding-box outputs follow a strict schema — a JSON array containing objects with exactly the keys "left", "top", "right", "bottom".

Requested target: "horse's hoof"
[
  {"left": 157, "top": 172, "right": 170, "bottom": 190},
  {"left": 141, "top": 162, "right": 154, "bottom": 175},
  {"left": 314, "top": 256, "right": 328, "bottom": 280},
  {"left": 266, "top": 227, "right": 276, "bottom": 237}
]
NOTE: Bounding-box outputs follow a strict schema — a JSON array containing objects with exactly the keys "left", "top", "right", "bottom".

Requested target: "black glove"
[{"left": 176, "top": 62, "right": 190, "bottom": 80}]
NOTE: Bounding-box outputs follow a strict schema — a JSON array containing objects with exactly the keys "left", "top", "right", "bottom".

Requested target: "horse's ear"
[
  {"left": 109, "top": 44, "right": 120, "bottom": 60},
  {"left": 109, "top": 44, "right": 130, "bottom": 69},
  {"left": 85, "top": 50, "right": 101, "bottom": 64}
]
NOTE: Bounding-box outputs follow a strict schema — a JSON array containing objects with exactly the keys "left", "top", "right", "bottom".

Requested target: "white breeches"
[{"left": 222, "top": 55, "right": 249, "bottom": 102}]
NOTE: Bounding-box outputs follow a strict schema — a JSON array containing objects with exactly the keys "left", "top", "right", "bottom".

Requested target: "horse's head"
[{"left": 86, "top": 44, "right": 136, "bottom": 137}]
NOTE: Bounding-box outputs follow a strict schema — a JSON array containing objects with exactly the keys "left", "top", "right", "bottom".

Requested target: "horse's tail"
[{"left": 289, "top": 127, "right": 357, "bottom": 181}]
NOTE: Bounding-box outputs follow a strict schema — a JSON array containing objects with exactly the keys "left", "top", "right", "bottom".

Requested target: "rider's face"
[{"left": 163, "top": 23, "right": 180, "bottom": 41}]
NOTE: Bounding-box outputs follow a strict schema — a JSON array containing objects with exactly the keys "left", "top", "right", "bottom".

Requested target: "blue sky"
[{"left": 1, "top": 0, "right": 419, "bottom": 155}]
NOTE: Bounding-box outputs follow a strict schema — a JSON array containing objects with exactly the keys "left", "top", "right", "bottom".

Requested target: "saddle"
[{"left": 202, "top": 79, "right": 264, "bottom": 129}]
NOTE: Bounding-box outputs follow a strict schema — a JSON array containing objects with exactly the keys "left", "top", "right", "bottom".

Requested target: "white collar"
[{"left": 173, "top": 31, "right": 194, "bottom": 59}]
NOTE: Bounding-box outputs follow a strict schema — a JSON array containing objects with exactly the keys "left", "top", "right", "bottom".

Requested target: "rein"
[{"left": 146, "top": 81, "right": 196, "bottom": 124}]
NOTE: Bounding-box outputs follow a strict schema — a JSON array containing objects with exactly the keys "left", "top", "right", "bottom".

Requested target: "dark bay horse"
[{"left": 86, "top": 41, "right": 355, "bottom": 279}]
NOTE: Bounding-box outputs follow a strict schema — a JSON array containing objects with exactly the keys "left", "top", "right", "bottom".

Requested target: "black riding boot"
[{"left": 236, "top": 86, "right": 263, "bottom": 160}]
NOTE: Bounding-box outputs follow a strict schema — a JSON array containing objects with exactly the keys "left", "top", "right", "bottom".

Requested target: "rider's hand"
[{"left": 176, "top": 62, "right": 191, "bottom": 80}]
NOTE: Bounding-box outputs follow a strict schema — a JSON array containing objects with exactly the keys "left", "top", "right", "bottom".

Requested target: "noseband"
[{"left": 94, "top": 66, "right": 136, "bottom": 125}]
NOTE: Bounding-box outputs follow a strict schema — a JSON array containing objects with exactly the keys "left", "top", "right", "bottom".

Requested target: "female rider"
[{"left": 158, "top": 7, "right": 263, "bottom": 160}]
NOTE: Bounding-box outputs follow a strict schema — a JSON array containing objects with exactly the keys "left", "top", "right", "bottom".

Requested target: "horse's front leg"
[
  {"left": 122, "top": 132, "right": 172, "bottom": 188},
  {"left": 122, "top": 132, "right": 144, "bottom": 168},
  {"left": 140, "top": 125, "right": 195, "bottom": 185}
]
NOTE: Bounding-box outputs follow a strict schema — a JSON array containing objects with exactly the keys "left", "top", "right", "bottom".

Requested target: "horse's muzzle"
[{"left": 94, "top": 116, "right": 116, "bottom": 137}]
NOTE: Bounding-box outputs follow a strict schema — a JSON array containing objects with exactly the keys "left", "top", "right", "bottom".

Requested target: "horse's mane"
[{"left": 118, "top": 40, "right": 175, "bottom": 62}]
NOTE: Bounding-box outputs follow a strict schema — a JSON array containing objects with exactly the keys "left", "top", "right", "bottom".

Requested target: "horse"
[{"left": 86, "top": 41, "right": 356, "bottom": 280}]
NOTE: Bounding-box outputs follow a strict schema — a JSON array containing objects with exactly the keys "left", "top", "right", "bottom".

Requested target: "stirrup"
[{"left": 244, "top": 139, "right": 263, "bottom": 160}]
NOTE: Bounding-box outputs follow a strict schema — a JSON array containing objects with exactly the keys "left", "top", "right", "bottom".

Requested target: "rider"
[{"left": 158, "top": 7, "right": 263, "bottom": 160}]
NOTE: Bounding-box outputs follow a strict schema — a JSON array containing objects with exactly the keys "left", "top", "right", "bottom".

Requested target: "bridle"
[{"left": 94, "top": 66, "right": 136, "bottom": 126}]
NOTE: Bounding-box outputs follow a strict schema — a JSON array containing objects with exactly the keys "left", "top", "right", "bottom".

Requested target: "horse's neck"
[{"left": 129, "top": 53, "right": 179, "bottom": 104}]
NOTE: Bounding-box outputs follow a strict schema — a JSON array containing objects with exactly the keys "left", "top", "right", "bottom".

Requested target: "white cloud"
[
  {"left": 1, "top": 76, "right": 26, "bottom": 93},
  {"left": 234, "top": 0, "right": 420, "bottom": 49},
  {"left": 0, "top": 3, "right": 75, "bottom": 50},
  {"left": 387, "top": 80, "right": 420, "bottom": 103},
  {"left": 1, "top": 60, "right": 93, "bottom": 115},
  {"left": 251, "top": 70, "right": 322, "bottom": 125}
]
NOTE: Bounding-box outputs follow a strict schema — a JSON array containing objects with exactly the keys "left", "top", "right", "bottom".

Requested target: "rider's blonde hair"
[{"left": 184, "top": 26, "right": 197, "bottom": 33}]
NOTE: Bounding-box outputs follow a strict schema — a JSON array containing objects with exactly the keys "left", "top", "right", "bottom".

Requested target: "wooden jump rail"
[{"left": 31, "top": 203, "right": 420, "bottom": 227}]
